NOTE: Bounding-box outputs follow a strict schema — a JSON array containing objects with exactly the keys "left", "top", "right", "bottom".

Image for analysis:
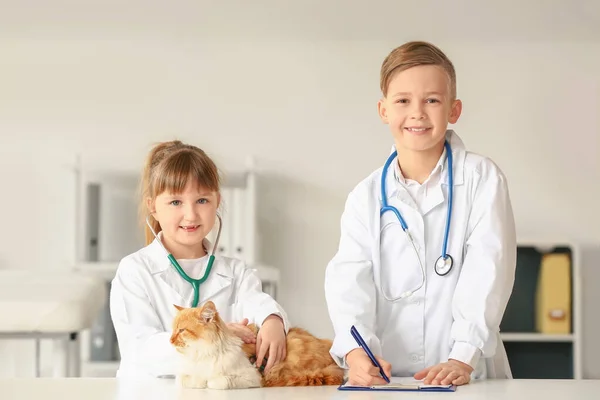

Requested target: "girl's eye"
[
  {"left": 170, "top": 200, "right": 181, "bottom": 206},
  {"left": 197, "top": 198, "right": 208, "bottom": 204}
]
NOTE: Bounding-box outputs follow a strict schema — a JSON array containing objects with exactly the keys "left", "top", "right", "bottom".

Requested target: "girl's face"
[{"left": 149, "top": 179, "right": 219, "bottom": 258}]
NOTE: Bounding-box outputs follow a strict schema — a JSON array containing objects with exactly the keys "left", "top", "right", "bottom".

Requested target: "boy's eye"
[
  {"left": 426, "top": 98, "right": 440, "bottom": 103},
  {"left": 396, "top": 98, "right": 409, "bottom": 104},
  {"left": 170, "top": 200, "right": 181, "bottom": 206}
]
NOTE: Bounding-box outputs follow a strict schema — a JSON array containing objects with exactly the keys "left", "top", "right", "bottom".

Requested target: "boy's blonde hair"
[
  {"left": 380, "top": 41, "right": 457, "bottom": 99},
  {"left": 140, "top": 140, "right": 221, "bottom": 245}
]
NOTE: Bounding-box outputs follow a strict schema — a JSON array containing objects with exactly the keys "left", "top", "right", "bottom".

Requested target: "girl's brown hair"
[{"left": 140, "top": 140, "right": 220, "bottom": 245}]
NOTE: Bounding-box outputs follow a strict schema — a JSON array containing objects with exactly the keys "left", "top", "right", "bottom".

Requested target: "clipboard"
[{"left": 338, "top": 376, "right": 457, "bottom": 392}]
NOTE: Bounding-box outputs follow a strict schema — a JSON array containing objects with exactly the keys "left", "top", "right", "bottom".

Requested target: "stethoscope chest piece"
[{"left": 434, "top": 255, "right": 453, "bottom": 276}]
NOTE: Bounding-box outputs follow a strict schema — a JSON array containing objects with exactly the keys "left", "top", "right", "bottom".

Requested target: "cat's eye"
[{"left": 178, "top": 328, "right": 185, "bottom": 334}]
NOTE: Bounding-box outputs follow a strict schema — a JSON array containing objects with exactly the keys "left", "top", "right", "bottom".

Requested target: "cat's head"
[{"left": 169, "top": 300, "right": 226, "bottom": 353}]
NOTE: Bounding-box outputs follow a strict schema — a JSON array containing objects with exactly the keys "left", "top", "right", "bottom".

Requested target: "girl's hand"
[{"left": 255, "top": 314, "right": 287, "bottom": 374}]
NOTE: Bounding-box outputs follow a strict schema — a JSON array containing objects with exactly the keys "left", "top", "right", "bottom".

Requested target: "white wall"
[{"left": 0, "top": 0, "right": 598, "bottom": 377}]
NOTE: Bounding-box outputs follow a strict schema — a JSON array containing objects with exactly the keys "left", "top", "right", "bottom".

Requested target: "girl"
[
  {"left": 110, "top": 140, "right": 288, "bottom": 378},
  {"left": 324, "top": 41, "right": 517, "bottom": 387}
]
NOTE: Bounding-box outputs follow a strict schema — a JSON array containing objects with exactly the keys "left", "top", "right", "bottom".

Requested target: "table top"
[{"left": 2, "top": 378, "right": 600, "bottom": 400}]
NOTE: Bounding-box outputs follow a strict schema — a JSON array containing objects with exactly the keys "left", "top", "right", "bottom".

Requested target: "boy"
[{"left": 324, "top": 41, "right": 516, "bottom": 386}]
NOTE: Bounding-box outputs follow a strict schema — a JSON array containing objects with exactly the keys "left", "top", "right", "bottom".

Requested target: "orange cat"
[
  {"left": 241, "top": 324, "right": 345, "bottom": 387},
  {"left": 171, "top": 301, "right": 344, "bottom": 388},
  {"left": 170, "top": 301, "right": 262, "bottom": 389}
]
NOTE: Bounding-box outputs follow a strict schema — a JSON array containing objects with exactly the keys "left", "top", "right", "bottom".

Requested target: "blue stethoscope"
[{"left": 380, "top": 140, "right": 454, "bottom": 301}]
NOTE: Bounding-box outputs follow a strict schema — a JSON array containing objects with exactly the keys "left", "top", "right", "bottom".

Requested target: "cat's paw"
[
  {"left": 179, "top": 374, "right": 207, "bottom": 389},
  {"left": 207, "top": 376, "right": 231, "bottom": 390}
]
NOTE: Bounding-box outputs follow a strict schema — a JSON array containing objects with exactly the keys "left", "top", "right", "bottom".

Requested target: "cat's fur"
[
  {"left": 170, "top": 301, "right": 344, "bottom": 389},
  {"left": 169, "top": 301, "right": 262, "bottom": 390},
  {"left": 241, "top": 324, "right": 345, "bottom": 387}
]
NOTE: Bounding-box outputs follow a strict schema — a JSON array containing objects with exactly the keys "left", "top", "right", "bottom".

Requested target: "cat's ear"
[
  {"left": 200, "top": 301, "right": 217, "bottom": 323},
  {"left": 173, "top": 304, "right": 185, "bottom": 311}
]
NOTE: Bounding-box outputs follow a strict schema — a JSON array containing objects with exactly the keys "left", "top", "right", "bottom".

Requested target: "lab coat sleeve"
[
  {"left": 325, "top": 187, "right": 379, "bottom": 369},
  {"left": 110, "top": 261, "right": 178, "bottom": 377},
  {"left": 449, "top": 161, "right": 517, "bottom": 369},
  {"left": 235, "top": 263, "right": 290, "bottom": 333}
]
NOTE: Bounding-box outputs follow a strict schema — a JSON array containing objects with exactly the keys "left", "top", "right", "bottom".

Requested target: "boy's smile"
[{"left": 378, "top": 64, "right": 462, "bottom": 155}]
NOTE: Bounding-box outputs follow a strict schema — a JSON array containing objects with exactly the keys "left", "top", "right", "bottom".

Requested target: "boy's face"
[{"left": 377, "top": 65, "right": 462, "bottom": 154}]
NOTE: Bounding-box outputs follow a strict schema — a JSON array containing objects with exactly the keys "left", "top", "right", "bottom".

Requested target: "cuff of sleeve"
[
  {"left": 329, "top": 327, "right": 381, "bottom": 369},
  {"left": 448, "top": 341, "right": 481, "bottom": 369},
  {"left": 256, "top": 310, "right": 290, "bottom": 334}
]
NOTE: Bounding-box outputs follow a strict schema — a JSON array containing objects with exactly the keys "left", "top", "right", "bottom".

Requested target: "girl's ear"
[{"left": 146, "top": 197, "right": 156, "bottom": 215}]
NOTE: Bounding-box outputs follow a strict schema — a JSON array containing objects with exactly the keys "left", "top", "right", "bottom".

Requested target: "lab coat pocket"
[{"left": 379, "top": 219, "right": 425, "bottom": 299}]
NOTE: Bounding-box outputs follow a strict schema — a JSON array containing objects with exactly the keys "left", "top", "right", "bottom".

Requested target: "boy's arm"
[
  {"left": 110, "top": 264, "right": 178, "bottom": 377},
  {"left": 449, "top": 161, "right": 517, "bottom": 369},
  {"left": 325, "top": 187, "right": 380, "bottom": 368}
]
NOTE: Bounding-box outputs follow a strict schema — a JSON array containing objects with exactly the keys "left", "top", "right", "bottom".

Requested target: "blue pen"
[{"left": 350, "top": 325, "right": 390, "bottom": 383}]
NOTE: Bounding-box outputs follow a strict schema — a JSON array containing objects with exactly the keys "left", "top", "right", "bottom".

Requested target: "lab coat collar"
[
  {"left": 384, "top": 129, "right": 466, "bottom": 200},
  {"left": 143, "top": 232, "right": 231, "bottom": 274},
  {"left": 141, "top": 233, "right": 235, "bottom": 307}
]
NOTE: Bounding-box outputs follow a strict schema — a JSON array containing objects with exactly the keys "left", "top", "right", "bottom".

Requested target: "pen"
[{"left": 350, "top": 325, "right": 390, "bottom": 383}]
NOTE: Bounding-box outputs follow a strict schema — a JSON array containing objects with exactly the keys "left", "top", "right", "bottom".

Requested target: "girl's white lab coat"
[
  {"left": 325, "top": 130, "right": 516, "bottom": 380},
  {"left": 110, "top": 234, "right": 289, "bottom": 378}
]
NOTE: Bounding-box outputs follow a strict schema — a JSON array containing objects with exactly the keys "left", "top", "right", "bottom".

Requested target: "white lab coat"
[
  {"left": 325, "top": 130, "right": 516, "bottom": 380},
  {"left": 110, "top": 234, "right": 289, "bottom": 378}
]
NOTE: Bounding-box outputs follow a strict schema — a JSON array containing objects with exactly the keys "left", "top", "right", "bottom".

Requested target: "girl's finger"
[{"left": 264, "top": 343, "right": 277, "bottom": 373}]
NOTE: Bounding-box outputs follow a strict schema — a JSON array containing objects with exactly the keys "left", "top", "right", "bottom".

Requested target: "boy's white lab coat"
[
  {"left": 110, "top": 234, "right": 289, "bottom": 378},
  {"left": 325, "top": 130, "right": 516, "bottom": 380}
]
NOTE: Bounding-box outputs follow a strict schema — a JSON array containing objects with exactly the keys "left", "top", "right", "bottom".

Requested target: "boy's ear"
[
  {"left": 377, "top": 98, "right": 390, "bottom": 124},
  {"left": 448, "top": 99, "right": 462, "bottom": 124}
]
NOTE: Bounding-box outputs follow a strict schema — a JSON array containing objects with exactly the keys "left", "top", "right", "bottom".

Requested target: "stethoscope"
[
  {"left": 379, "top": 140, "right": 454, "bottom": 302},
  {"left": 145, "top": 214, "right": 223, "bottom": 308}
]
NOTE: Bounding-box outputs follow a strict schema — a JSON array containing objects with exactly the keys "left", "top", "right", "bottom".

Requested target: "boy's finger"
[
  {"left": 433, "top": 368, "right": 450, "bottom": 384},
  {"left": 424, "top": 366, "right": 442, "bottom": 384},
  {"left": 441, "top": 371, "right": 458, "bottom": 385},
  {"left": 413, "top": 367, "right": 430, "bottom": 380}
]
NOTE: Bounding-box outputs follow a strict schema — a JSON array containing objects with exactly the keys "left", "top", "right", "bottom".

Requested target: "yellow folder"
[{"left": 535, "top": 253, "right": 571, "bottom": 334}]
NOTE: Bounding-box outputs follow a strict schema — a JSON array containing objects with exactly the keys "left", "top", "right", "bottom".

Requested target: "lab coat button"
[{"left": 409, "top": 354, "right": 419, "bottom": 362}]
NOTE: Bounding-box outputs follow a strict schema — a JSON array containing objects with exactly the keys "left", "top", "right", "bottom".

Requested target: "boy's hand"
[
  {"left": 256, "top": 314, "right": 287, "bottom": 374},
  {"left": 414, "top": 359, "right": 473, "bottom": 386},
  {"left": 226, "top": 318, "right": 256, "bottom": 344},
  {"left": 345, "top": 348, "right": 392, "bottom": 386}
]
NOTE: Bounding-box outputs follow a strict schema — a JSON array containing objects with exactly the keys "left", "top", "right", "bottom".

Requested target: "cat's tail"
[{"left": 262, "top": 365, "right": 344, "bottom": 387}]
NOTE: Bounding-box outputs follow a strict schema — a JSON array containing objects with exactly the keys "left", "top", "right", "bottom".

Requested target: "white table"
[{"left": 2, "top": 378, "right": 600, "bottom": 400}]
